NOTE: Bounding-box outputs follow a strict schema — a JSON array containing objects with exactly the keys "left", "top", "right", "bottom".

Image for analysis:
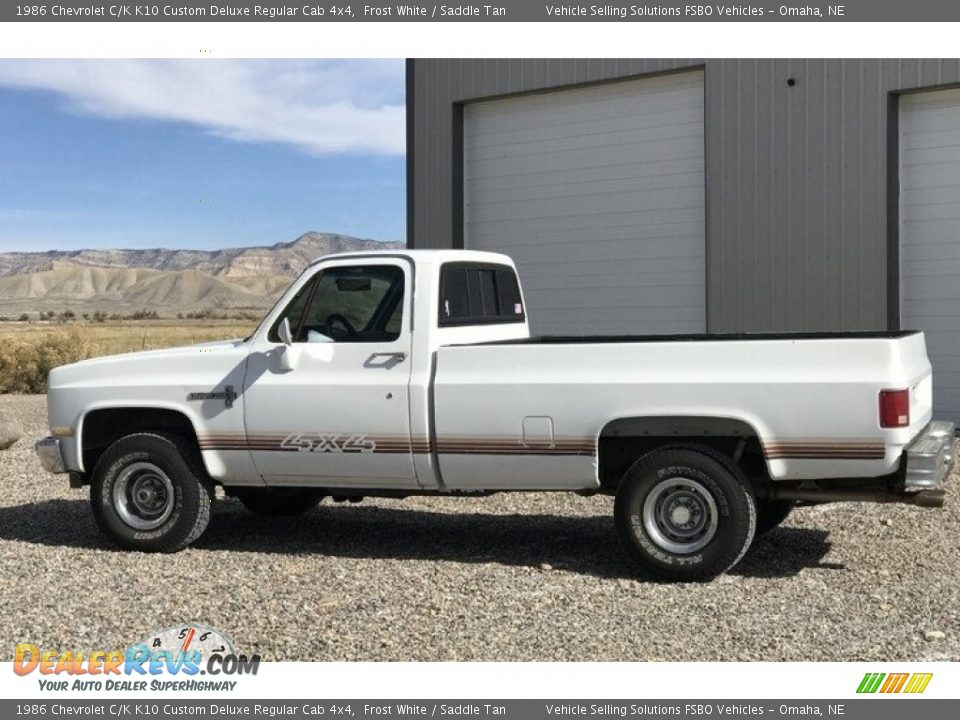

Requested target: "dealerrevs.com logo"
[
  {"left": 857, "top": 672, "right": 933, "bottom": 694},
  {"left": 13, "top": 624, "right": 260, "bottom": 692}
]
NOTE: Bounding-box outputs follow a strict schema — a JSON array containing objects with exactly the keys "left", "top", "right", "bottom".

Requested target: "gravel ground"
[{"left": 1, "top": 393, "right": 958, "bottom": 662}]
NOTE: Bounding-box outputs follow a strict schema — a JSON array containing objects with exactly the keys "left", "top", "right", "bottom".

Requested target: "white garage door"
[
  {"left": 463, "top": 71, "right": 706, "bottom": 336},
  {"left": 900, "top": 88, "right": 960, "bottom": 422}
]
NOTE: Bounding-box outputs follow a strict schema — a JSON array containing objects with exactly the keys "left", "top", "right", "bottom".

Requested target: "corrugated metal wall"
[{"left": 408, "top": 59, "right": 960, "bottom": 333}]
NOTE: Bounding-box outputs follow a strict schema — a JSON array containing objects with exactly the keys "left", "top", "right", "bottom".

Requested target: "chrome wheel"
[
  {"left": 112, "top": 461, "right": 175, "bottom": 530},
  {"left": 642, "top": 476, "right": 719, "bottom": 554}
]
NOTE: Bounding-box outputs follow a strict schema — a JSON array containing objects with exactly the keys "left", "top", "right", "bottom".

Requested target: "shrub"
[{"left": 0, "top": 330, "right": 102, "bottom": 393}]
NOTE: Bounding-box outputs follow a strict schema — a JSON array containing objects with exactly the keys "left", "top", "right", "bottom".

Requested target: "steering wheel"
[{"left": 324, "top": 313, "right": 358, "bottom": 341}]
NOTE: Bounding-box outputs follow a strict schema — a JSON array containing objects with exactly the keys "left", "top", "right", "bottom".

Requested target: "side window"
[
  {"left": 438, "top": 263, "right": 525, "bottom": 326},
  {"left": 269, "top": 275, "right": 317, "bottom": 342},
  {"left": 271, "top": 265, "right": 405, "bottom": 343}
]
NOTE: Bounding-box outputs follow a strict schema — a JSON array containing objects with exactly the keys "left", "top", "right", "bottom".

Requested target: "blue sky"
[{"left": 0, "top": 60, "right": 406, "bottom": 252}]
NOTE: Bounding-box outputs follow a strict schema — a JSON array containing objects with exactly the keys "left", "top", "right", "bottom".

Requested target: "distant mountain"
[
  {"left": 0, "top": 232, "right": 401, "bottom": 278},
  {"left": 0, "top": 232, "right": 403, "bottom": 317}
]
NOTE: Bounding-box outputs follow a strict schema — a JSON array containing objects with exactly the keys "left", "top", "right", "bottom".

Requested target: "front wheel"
[
  {"left": 90, "top": 432, "right": 213, "bottom": 552},
  {"left": 614, "top": 446, "right": 756, "bottom": 582}
]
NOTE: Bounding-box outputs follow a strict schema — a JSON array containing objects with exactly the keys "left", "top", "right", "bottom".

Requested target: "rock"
[
  {"left": 0, "top": 409, "right": 22, "bottom": 450},
  {"left": 881, "top": 519, "right": 893, "bottom": 527},
  {"left": 538, "top": 563, "right": 553, "bottom": 571},
  {"left": 924, "top": 630, "right": 946, "bottom": 641},
  {"left": 879, "top": 603, "right": 893, "bottom": 612}
]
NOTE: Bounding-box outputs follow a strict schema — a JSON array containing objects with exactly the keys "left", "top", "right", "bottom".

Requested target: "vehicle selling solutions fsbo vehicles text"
[{"left": 543, "top": 5, "right": 839, "bottom": 17}]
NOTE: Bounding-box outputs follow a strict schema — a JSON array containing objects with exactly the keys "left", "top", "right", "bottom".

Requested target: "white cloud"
[{"left": 0, "top": 59, "right": 405, "bottom": 155}]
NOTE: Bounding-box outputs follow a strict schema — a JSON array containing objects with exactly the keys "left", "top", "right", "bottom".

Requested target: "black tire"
[
  {"left": 755, "top": 499, "right": 795, "bottom": 536},
  {"left": 90, "top": 432, "right": 213, "bottom": 552},
  {"left": 233, "top": 487, "right": 324, "bottom": 517},
  {"left": 614, "top": 445, "right": 756, "bottom": 582}
]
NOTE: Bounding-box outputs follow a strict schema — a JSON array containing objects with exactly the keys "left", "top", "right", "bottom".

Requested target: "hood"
[{"left": 48, "top": 338, "right": 249, "bottom": 390}]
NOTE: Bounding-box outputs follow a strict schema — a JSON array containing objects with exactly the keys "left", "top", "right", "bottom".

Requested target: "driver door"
[{"left": 242, "top": 258, "right": 417, "bottom": 488}]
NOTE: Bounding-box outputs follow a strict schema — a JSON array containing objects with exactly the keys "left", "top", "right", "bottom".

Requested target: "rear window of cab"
[{"left": 438, "top": 262, "right": 525, "bottom": 326}]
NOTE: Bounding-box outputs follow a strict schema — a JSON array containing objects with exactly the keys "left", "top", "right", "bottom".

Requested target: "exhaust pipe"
[{"left": 766, "top": 487, "right": 945, "bottom": 508}]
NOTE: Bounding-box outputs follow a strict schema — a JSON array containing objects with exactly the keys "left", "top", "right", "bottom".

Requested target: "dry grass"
[{"left": 0, "top": 320, "right": 257, "bottom": 393}]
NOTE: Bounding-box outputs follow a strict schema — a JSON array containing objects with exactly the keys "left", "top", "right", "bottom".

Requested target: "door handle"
[{"left": 364, "top": 352, "right": 407, "bottom": 368}]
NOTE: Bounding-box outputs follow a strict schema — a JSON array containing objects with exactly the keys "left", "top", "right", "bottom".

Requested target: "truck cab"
[{"left": 237, "top": 250, "right": 529, "bottom": 491}]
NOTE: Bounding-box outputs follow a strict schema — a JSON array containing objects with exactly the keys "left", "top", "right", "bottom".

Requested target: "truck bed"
[{"left": 431, "top": 330, "right": 933, "bottom": 491}]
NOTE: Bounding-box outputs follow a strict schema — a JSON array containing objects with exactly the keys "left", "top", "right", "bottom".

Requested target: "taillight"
[{"left": 879, "top": 389, "right": 910, "bottom": 428}]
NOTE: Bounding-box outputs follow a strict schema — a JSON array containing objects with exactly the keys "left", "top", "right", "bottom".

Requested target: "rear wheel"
[
  {"left": 90, "top": 432, "right": 213, "bottom": 552},
  {"left": 614, "top": 446, "right": 756, "bottom": 582},
  {"left": 233, "top": 487, "right": 324, "bottom": 517},
  {"left": 755, "top": 498, "right": 795, "bottom": 536}
]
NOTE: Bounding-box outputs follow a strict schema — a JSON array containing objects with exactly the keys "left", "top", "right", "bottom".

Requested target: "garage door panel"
[
  {"left": 515, "top": 256, "right": 703, "bottom": 277},
  {"left": 901, "top": 202, "right": 960, "bottom": 221},
  {"left": 468, "top": 189, "right": 706, "bottom": 223},
  {"left": 464, "top": 108, "right": 704, "bottom": 146},
  {"left": 900, "top": 87, "right": 960, "bottom": 422},
  {"left": 902, "top": 181, "right": 960, "bottom": 208},
  {"left": 470, "top": 207, "right": 705, "bottom": 235},
  {"left": 901, "top": 130, "right": 960, "bottom": 152},
  {"left": 469, "top": 168, "right": 705, "bottom": 203},
  {"left": 467, "top": 161, "right": 706, "bottom": 192},
  {"left": 466, "top": 75, "right": 704, "bottom": 136},
  {"left": 466, "top": 139, "right": 704, "bottom": 180},
  {"left": 899, "top": 257, "right": 960, "bottom": 276},
  {"left": 466, "top": 119, "right": 704, "bottom": 159}
]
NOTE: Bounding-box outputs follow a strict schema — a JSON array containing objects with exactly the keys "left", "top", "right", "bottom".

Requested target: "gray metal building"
[{"left": 406, "top": 59, "right": 960, "bottom": 420}]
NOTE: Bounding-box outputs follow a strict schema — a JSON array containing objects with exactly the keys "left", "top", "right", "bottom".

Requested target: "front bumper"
[
  {"left": 903, "top": 420, "right": 955, "bottom": 492},
  {"left": 35, "top": 436, "right": 67, "bottom": 474}
]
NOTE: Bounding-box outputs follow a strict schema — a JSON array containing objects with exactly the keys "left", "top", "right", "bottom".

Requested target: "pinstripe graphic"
[
  {"left": 199, "top": 432, "right": 884, "bottom": 460},
  {"left": 763, "top": 441, "right": 885, "bottom": 460},
  {"left": 435, "top": 437, "right": 594, "bottom": 456},
  {"left": 197, "top": 432, "right": 594, "bottom": 456}
]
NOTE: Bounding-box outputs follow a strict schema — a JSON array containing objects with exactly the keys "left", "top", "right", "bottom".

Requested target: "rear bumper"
[
  {"left": 903, "top": 420, "right": 955, "bottom": 492},
  {"left": 35, "top": 436, "right": 67, "bottom": 475}
]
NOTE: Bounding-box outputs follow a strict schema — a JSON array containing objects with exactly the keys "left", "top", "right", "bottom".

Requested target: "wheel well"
[
  {"left": 597, "top": 416, "right": 769, "bottom": 492},
  {"left": 81, "top": 408, "right": 200, "bottom": 476}
]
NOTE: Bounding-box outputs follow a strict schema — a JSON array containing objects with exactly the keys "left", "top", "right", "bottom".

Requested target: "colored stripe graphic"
[
  {"left": 765, "top": 441, "right": 886, "bottom": 460},
  {"left": 197, "top": 433, "right": 596, "bottom": 457},
  {"left": 857, "top": 673, "right": 885, "bottom": 693},
  {"left": 857, "top": 672, "right": 932, "bottom": 694},
  {"left": 880, "top": 673, "right": 908, "bottom": 693},
  {"left": 904, "top": 673, "right": 933, "bottom": 694}
]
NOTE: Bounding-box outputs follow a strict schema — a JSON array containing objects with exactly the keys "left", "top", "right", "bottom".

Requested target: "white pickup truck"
[{"left": 36, "top": 249, "right": 955, "bottom": 581}]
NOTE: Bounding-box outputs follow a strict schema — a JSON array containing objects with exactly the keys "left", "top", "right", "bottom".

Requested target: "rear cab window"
[{"left": 438, "top": 262, "right": 525, "bottom": 326}]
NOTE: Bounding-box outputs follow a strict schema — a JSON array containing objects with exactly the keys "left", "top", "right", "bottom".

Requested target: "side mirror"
[
  {"left": 276, "top": 317, "right": 300, "bottom": 372},
  {"left": 278, "top": 317, "right": 293, "bottom": 346}
]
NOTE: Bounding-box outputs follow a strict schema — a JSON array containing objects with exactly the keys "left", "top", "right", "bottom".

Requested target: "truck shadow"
[{"left": 0, "top": 499, "right": 837, "bottom": 581}]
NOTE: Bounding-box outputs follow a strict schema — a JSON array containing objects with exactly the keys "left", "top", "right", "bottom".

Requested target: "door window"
[{"left": 271, "top": 265, "right": 405, "bottom": 343}]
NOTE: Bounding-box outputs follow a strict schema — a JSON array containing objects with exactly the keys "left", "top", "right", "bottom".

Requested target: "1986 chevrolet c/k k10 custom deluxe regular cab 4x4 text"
[{"left": 35, "top": 250, "right": 956, "bottom": 580}]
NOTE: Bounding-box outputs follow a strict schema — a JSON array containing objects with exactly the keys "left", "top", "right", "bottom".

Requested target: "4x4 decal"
[{"left": 279, "top": 433, "right": 377, "bottom": 454}]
